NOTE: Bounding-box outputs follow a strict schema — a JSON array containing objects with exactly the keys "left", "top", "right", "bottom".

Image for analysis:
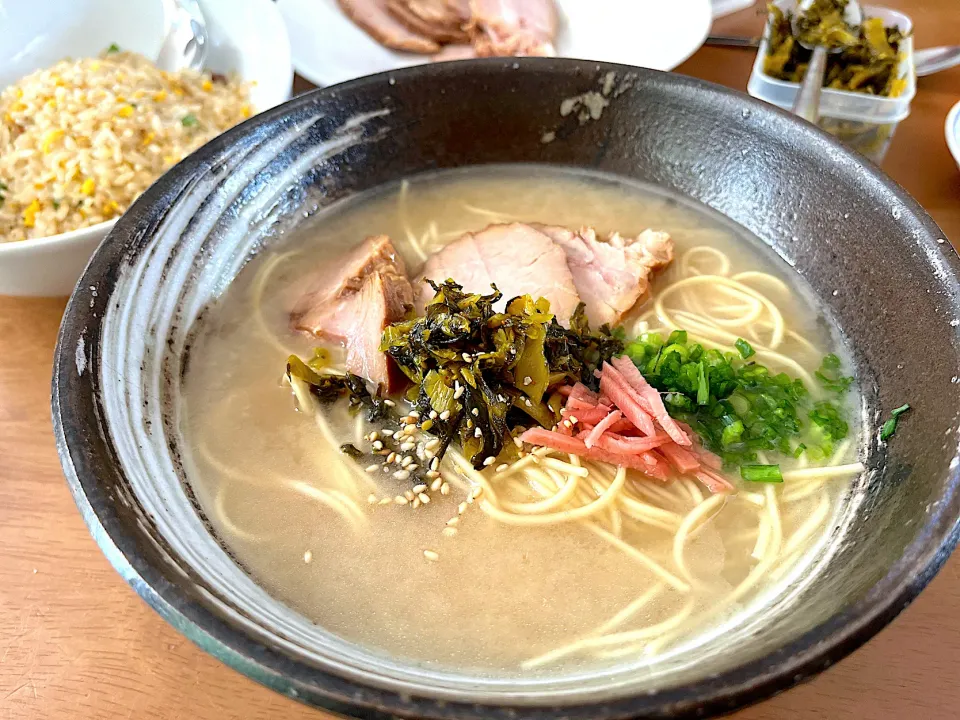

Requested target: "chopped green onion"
[
  {"left": 696, "top": 361, "right": 709, "bottom": 405},
  {"left": 735, "top": 338, "right": 755, "bottom": 359},
  {"left": 181, "top": 113, "right": 198, "bottom": 127},
  {"left": 741, "top": 464, "right": 784, "bottom": 483},
  {"left": 106, "top": 43, "right": 121, "bottom": 53},
  {"left": 815, "top": 353, "right": 854, "bottom": 394},
  {"left": 626, "top": 329, "right": 852, "bottom": 468},
  {"left": 880, "top": 403, "right": 910, "bottom": 441}
]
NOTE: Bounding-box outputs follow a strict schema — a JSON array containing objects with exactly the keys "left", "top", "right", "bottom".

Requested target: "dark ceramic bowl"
[{"left": 53, "top": 59, "right": 960, "bottom": 719}]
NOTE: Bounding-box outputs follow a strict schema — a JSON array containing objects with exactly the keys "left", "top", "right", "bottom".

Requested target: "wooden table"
[{"left": 2, "top": 2, "right": 958, "bottom": 718}]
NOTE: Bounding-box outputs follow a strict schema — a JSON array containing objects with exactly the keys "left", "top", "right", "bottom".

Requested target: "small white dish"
[
  {"left": 0, "top": 0, "right": 292, "bottom": 297},
  {"left": 278, "top": 0, "right": 713, "bottom": 88},
  {"left": 947, "top": 99, "right": 960, "bottom": 173}
]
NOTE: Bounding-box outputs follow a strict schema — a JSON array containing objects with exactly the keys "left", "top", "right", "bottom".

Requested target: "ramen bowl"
[{"left": 53, "top": 59, "right": 960, "bottom": 718}]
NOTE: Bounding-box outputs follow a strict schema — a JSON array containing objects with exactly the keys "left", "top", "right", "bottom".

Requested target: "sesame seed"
[
  {"left": 413, "top": 484, "right": 427, "bottom": 493},
  {"left": 400, "top": 441, "right": 416, "bottom": 451},
  {"left": 382, "top": 429, "right": 394, "bottom": 437},
  {"left": 513, "top": 437, "right": 523, "bottom": 448},
  {"left": 426, "top": 438, "right": 441, "bottom": 450},
  {"left": 440, "top": 481, "right": 450, "bottom": 495},
  {"left": 430, "top": 477, "right": 443, "bottom": 491},
  {"left": 423, "top": 550, "right": 439, "bottom": 561},
  {"left": 372, "top": 440, "right": 384, "bottom": 450},
  {"left": 471, "top": 486, "right": 484, "bottom": 499},
  {"left": 458, "top": 502, "right": 468, "bottom": 514},
  {"left": 378, "top": 497, "right": 392, "bottom": 505},
  {"left": 369, "top": 431, "right": 379, "bottom": 442},
  {"left": 453, "top": 386, "right": 464, "bottom": 400},
  {"left": 412, "top": 498, "right": 421, "bottom": 509},
  {"left": 409, "top": 410, "right": 421, "bottom": 418},
  {"left": 466, "top": 495, "right": 474, "bottom": 504},
  {"left": 438, "top": 410, "right": 450, "bottom": 421},
  {"left": 387, "top": 452, "right": 397, "bottom": 464},
  {"left": 524, "top": 398, "right": 533, "bottom": 407},
  {"left": 562, "top": 420, "right": 572, "bottom": 429},
  {"left": 395, "top": 495, "right": 408, "bottom": 505},
  {"left": 483, "top": 456, "right": 496, "bottom": 466},
  {"left": 367, "top": 494, "right": 378, "bottom": 503},
  {"left": 426, "top": 470, "right": 441, "bottom": 479},
  {"left": 405, "top": 490, "right": 415, "bottom": 501},
  {"left": 446, "top": 516, "right": 459, "bottom": 526},
  {"left": 383, "top": 465, "right": 391, "bottom": 473},
  {"left": 496, "top": 463, "right": 509, "bottom": 472},
  {"left": 471, "top": 408, "right": 479, "bottom": 417},
  {"left": 394, "top": 470, "right": 411, "bottom": 481},
  {"left": 466, "top": 419, "right": 474, "bottom": 429},
  {"left": 407, "top": 464, "right": 418, "bottom": 471},
  {"left": 442, "top": 527, "right": 458, "bottom": 537},
  {"left": 383, "top": 399, "right": 396, "bottom": 407},
  {"left": 365, "top": 464, "right": 379, "bottom": 473},
  {"left": 303, "top": 550, "right": 313, "bottom": 563},
  {"left": 401, "top": 455, "right": 413, "bottom": 467},
  {"left": 523, "top": 376, "right": 532, "bottom": 386},
  {"left": 462, "top": 353, "right": 472, "bottom": 362},
  {"left": 474, "top": 427, "right": 482, "bottom": 438},
  {"left": 569, "top": 416, "right": 579, "bottom": 424},
  {"left": 429, "top": 410, "right": 438, "bottom": 419},
  {"left": 418, "top": 492, "right": 430, "bottom": 504},
  {"left": 417, "top": 447, "right": 426, "bottom": 461},
  {"left": 498, "top": 394, "right": 507, "bottom": 402},
  {"left": 430, "top": 457, "right": 440, "bottom": 471}
]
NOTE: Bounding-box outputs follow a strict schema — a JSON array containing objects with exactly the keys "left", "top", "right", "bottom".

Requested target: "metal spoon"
[
  {"left": 915, "top": 46, "right": 960, "bottom": 77},
  {"left": 706, "top": 35, "right": 960, "bottom": 78},
  {"left": 155, "top": 0, "right": 209, "bottom": 72},
  {"left": 791, "top": 0, "right": 863, "bottom": 124}
]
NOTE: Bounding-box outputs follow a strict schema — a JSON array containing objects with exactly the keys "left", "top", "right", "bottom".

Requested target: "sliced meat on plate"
[
  {"left": 387, "top": 0, "right": 471, "bottom": 43},
  {"left": 415, "top": 222, "right": 582, "bottom": 326},
  {"left": 291, "top": 235, "right": 414, "bottom": 392},
  {"left": 337, "top": 0, "right": 441, "bottom": 53},
  {"left": 467, "top": 0, "right": 558, "bottom": 56},
  {"left": 536, "top": 224, "right": 675, "bottom": 328}
]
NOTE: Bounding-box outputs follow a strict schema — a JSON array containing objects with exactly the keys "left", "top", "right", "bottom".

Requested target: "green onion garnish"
[
  {"left": 696, "top": 361, "right": 709, "bottom": 405},
  {"left": 181, "top": 113, "right": 198, "bottom": 127},
  {"left": 741, "top": 464, "right": 784, "bottom": 483},
  {"left": 623, "top": 330, "right": 853, "bottom": 468},
  {"left": 735, "top": 338, "right": 755, "bottom": 359},
  {"left": 106, "top": 43, "right": 121, "bottom": 53},
  {"left": 880, "top": 403, "right": 911, "bottom": 441}
]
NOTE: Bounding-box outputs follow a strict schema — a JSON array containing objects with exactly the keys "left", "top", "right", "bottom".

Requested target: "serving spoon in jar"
[{"left": 790, "top": 0, "right": 863, "bottom": 124}]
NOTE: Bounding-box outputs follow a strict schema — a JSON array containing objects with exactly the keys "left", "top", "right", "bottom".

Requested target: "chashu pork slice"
[
  {"left": 337, "top": 0, "right": 441, "bottom": 53},
  {"left": 415, "top": 222, "right": 581, "bottom": 326},
  {"left": 291, "top": 235, "right": 414, "bottom": 392},
  {"left": 467, "top": 0, "right": 558, "bottom": 56},
  {"left": 387, "top": 0, "right": 471, "bottom": 43},
  {"left": 535, "top": 224, "right": 675, "bottom": 328}
]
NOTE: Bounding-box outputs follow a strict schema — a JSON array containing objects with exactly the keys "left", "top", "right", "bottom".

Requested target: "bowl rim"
[
  {"left": 0, "top": 218, "right": 116, "bottom": 256},
  {"left": 52, "top": 57, "right": 960, "bottom": 719},
  {"left": 946, "top": 99, "right": 960, "bottom": 171}
]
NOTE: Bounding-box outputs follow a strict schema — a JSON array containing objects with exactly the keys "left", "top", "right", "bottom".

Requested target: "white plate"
[
  {"left": 947, "top": 99, "right": 960, "bottom": 173},
  {"left": 278, "top": 0, "right": 713, "bottom": 88},
  {"left": 0, "top": 0, "right": 293, "bottom": 297}
]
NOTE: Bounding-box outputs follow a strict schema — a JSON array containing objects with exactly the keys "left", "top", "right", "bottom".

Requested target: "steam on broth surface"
[{"left": 182, "top": 165, "right": 862, "bottom": 676}]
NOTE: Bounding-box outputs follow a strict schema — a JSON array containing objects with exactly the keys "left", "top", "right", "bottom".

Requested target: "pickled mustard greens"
[
  {"left": 379, "top": 279, "right": 623, "bottom": 468},
  {"left": 764, "top": 1, "right": 908, "bottom": 97}
]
